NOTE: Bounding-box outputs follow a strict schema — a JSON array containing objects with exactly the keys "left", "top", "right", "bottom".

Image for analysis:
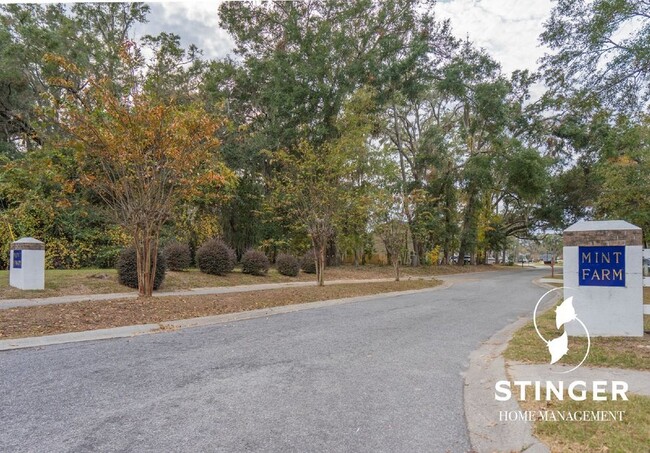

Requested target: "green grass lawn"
[
  {"left": 0, "top": 267, "right": 313, "bottom": 299},
  {"left": 0, "top": 264, "right": 491, "bottom": 300},
  {"left": 520, "top": 392, "right": 650, "bottom": 453},
  {"left": 505, "top": 289, "right": 650, "bottom": 370},
  {"left": 510, "top": 286, "right": 650, "bottom": 451}
]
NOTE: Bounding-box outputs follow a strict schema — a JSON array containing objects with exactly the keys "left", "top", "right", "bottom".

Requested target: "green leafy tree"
[
  {"left": 209, "top": 1, "right": 456, "bottom": 258},
  {"left": 268, "top": 140, "right": 346, "bottom": 286},
  {"left": 0, "top": 3, "right": 151, "bottom": 151},
  {"left": 377, "top": 218, "right": 408, "bottom": 281},
  {"left": 541, "top": 0, "right": 650, "bottom": 115},
  {"left": 595, "top": 120, "right": 650, "bottom": 246}
]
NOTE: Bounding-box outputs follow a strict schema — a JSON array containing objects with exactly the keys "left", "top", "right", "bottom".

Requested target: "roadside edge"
[
  {"left": 463, "top": 278, "right": 558, "bottom": 453},
  {"left": 0, "top": 280, "right": 453, "bottom": 351}
]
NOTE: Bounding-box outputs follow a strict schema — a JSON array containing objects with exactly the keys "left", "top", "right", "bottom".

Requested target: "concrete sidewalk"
[
  {"left": 0, "top": 272, "right": 489, "bottom": 310},
  {"left": 507, "top": 362, "right": 650, "bottom": 396},
  {"left": 0, "top": 277, "right": 414, "bottom": 310}
]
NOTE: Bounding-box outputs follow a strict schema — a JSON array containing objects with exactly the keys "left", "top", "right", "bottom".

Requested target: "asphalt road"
[{"left": 1, "top": 268, "right": 547, "bottom": 453}]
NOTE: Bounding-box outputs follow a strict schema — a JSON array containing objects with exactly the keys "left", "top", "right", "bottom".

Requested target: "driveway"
[{"left": 0, "top": 268, "right": 546, "bottom": 452}]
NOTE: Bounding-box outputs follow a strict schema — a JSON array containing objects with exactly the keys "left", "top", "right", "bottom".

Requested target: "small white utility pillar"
[{"left": 9, "top": 237, "right": 45, "bottom": 290}]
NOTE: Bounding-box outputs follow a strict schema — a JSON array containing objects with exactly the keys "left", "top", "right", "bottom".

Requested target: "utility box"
[{"left": 9, "top": 237, "right": 45, "bottom": 290}]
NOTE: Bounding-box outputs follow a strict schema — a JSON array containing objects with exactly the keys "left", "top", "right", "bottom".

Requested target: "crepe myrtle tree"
[
  {"left": 44, "top": 45, "right": 232, "bottom": 296},
  {"left": 372, "top": 192, "right": 409, "bottom": 281},
  {"left": 268, "top": 140, "right": 346, "bottom": 286},
  {"left": 377, "top": 218, "right": 409, "bottom": 282}
]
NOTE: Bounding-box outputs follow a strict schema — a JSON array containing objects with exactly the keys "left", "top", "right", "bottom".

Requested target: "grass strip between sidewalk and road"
[
  {"left": 519, "top": 391, "right": 650, "bottom": 453},
  {"left": 0, "top": 279, "right": 441, "bottom": 340}
]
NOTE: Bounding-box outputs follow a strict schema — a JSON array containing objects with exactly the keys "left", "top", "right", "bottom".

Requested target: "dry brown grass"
[
  {"left": 0, "top": 264, "right": 492, "bottom": 300},
  {"left": 0, "top": 279, "right": 441, "bottom": 339},
  {"left": 505, "top": 296, "right": 650, "bottom": 370},
  {"left": 519, "top": 391, "right": 650, "bottom": 452}
]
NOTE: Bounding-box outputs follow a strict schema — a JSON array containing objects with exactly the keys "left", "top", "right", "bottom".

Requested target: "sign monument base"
[{"left": 563, "top": 220, "right": 643, "bottom": 337}]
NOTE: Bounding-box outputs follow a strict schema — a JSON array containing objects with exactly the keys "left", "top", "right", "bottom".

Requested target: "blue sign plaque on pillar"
[
  {"left": 578, "top": 245, "right": 625, "bottom": 287},
  {"left": 13, "top": 249, "right": 22, "bottom": 269}
]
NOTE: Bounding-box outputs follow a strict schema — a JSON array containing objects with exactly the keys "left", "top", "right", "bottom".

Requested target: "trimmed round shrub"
[
  {"left": 163, "top": 242, "right": 191, "bottom": 271},
  {"left": 276, "top": 253, "right": 299, "bottom": 277},
  {"left": 116, "top": 247, "right": 166, "bottom": 290},
  {"left": 241, "top": 249, "right": 270, "bottom": 276},
  {"left": 301, "top": 250, "right": 317, "bottom": 274},
  {"left": 196, "top": 239, "right": 236, "bottom": 275}
]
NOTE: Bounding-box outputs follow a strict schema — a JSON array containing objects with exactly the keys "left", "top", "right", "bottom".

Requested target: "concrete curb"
[
  {"left": 0, "top": 324, "right": 160, "bottom": 351},
  {"left": 463, "top": 278, "right": 559, "bottom": 453},
  {"left": 0, "top": 281, "right": 453, "bottom": 352}
]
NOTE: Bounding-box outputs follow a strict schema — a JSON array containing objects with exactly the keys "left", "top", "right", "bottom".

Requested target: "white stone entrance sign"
[
  {"left": 9, "top": 237, "right": 45, "bottom": 290},
  {"left": 563, "top": 220, "right": 643, "bottom": 337}
]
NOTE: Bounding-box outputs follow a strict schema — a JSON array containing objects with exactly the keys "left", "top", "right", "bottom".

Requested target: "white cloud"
[
  {"left": 137, "top": 0, "right": 554, "bottom": 79},
  {"left": 436, "top": 0, "right": 554, "bottom": 75},
  {"left": 137, "top": 1, "right": 234, "bottom": 59}
]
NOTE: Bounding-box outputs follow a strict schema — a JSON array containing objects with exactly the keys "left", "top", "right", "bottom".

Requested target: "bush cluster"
[
  {"left": 276, "top": 253, "right": 300, "bottom": 277},
  {"left": 301, "top": 250, "right": 317, "bottom": 274},
  {"left": 163, "top": 242, "right": 191, "bottom": 271},
  {"left": 241, "top": 249, "right": 270, "bottom": 276},
  {"left": 196, "top": 238, "right": 236, "bottom": 275},
  {"left": 116, "top": 247, "right": 166, "bottom": 290}
]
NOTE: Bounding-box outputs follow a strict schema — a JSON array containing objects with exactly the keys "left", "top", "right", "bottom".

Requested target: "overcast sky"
[{"left": 136, "top": 0, "right": 554, "bottom": 75}]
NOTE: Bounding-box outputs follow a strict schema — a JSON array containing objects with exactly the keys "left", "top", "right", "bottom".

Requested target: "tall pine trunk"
[{"left": 458, "top": 187, "right": 479, "bottom": 266}]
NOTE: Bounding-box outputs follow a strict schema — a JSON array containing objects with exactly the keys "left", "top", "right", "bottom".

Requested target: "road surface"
[{"left": 1, "top": 268, "right": 547, "bottom": 452}]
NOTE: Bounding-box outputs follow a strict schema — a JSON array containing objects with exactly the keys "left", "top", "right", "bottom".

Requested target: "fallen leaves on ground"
[{"left": 0, "top": 279, "right": 441, "bottom": 339}]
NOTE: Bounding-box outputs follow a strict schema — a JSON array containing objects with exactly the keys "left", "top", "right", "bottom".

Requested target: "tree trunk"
[
  {"left": 326, "top": 236, "right": 338, "bottom": 266},
  {"left": 551, "top": 256, "right": 555, "bottom": 278},
  {"left": 411, "top": 237, "right": 421, "bottom": 266},
  {"left": 317, "top": 245, "right": 325, "bottom": 286},
  {"left": 134, "top": 227, "right": 158, "bottom": 297},
  {"left": 393, "top": 260, "right": 400, "bottom": 281},
  {"left": 458, "top": 188, "right": 479, "bottom": 266}
]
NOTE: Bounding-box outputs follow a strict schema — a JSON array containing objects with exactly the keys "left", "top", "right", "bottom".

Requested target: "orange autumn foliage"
[{"left": 44, "top": 47, "right": 233, "bottom": 296}]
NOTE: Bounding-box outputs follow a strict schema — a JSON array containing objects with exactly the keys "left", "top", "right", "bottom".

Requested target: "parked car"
[
  {"left": 539, "top": 253, "right": 554, "bottom": 265},
  {"left": 451, "top": 254, "right": 472, "bottom": 264}
]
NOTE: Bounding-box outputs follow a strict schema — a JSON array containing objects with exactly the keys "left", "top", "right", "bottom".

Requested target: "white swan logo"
[{"left": 533, "top": 287, "right": 590, "bottom": 374}]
